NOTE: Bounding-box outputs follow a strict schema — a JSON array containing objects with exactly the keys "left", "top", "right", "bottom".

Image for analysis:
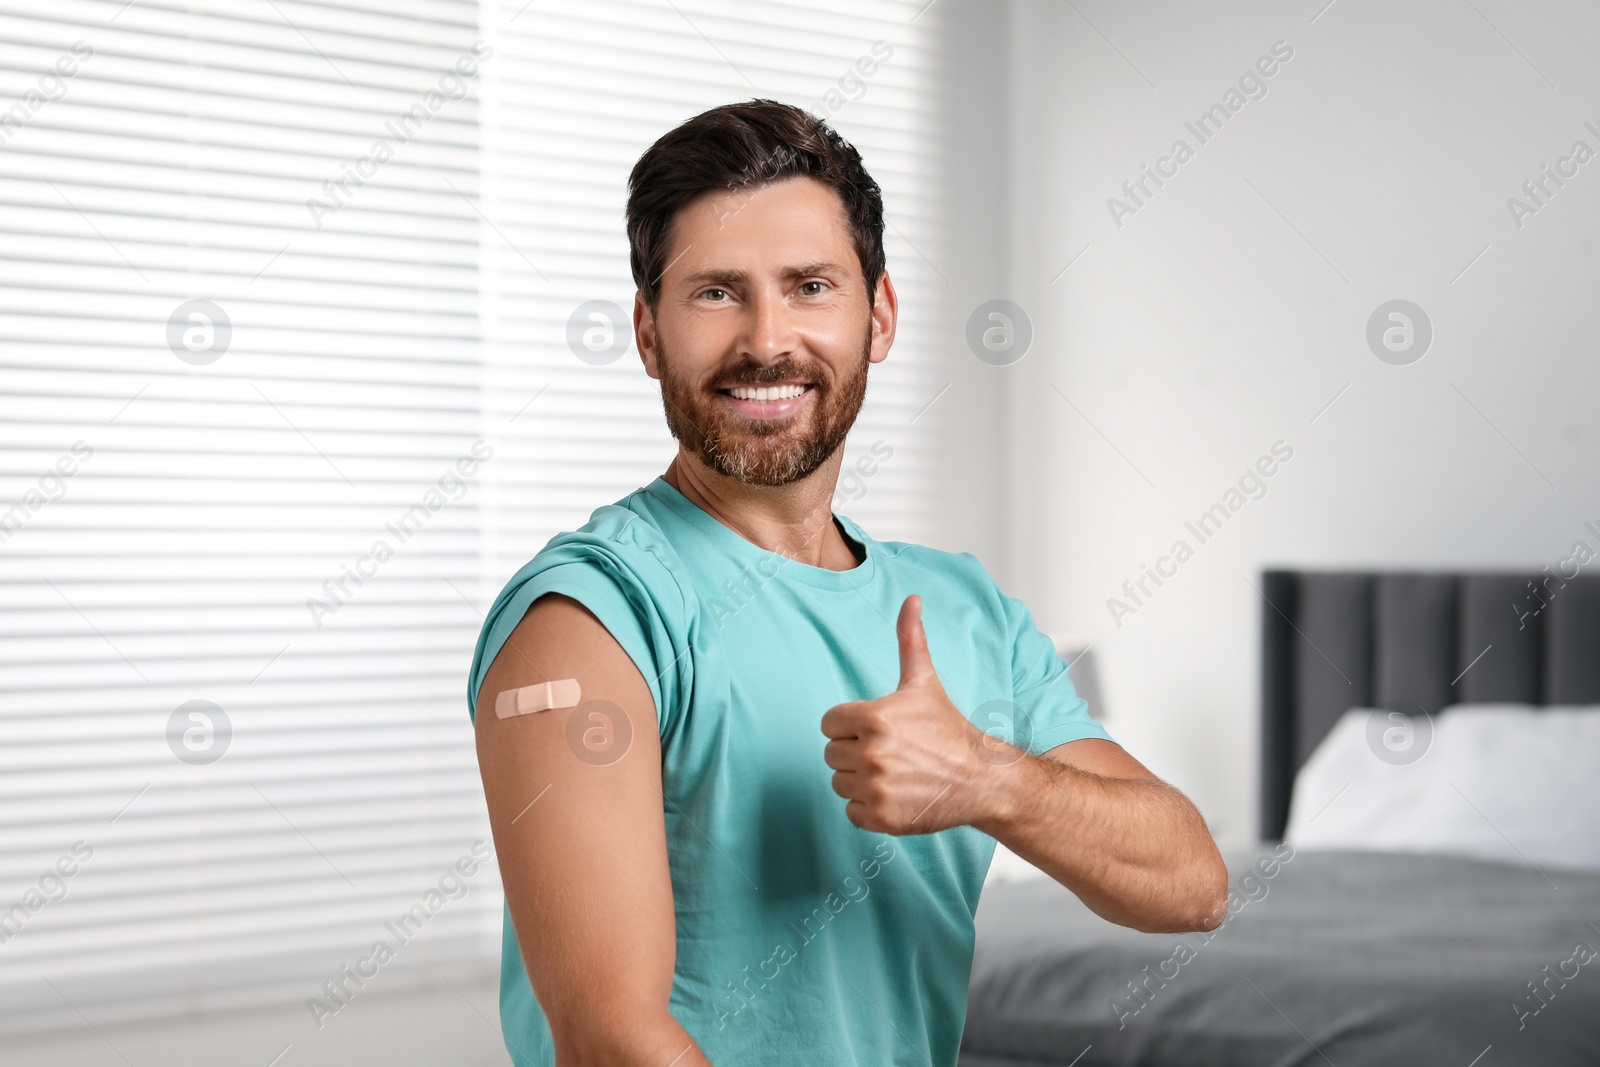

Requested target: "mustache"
[{"left": 711, "top": 359, "right": 824, "bottom": 390}]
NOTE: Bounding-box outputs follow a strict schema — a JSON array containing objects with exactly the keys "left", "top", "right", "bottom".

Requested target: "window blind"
[
  {"left": 0, "top": 0, "right": 947, "bottom": 1042},
  {"left": 0, "top": 0, "right": 502, "bottom": 1039}
]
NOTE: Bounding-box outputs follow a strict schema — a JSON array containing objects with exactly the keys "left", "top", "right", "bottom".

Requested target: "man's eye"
[
  {"left": 800, "top": 281, "right": 826, "bottom": 295},
  {"left": 700, "top": 288, "right": 728, "bottom": 301}
]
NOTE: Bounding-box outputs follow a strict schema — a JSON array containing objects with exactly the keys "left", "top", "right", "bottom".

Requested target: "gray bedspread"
[{"left": 962, "top": 845, "right": 1600, "bottom": 1066}]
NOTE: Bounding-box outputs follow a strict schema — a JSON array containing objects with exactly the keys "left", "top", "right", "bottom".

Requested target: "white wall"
[
  {"left": 979, "top": 0, "right": 1600, "bottom": 843},
  {"left": 921, "top": 0, "right": 1012, "bottom": 564}
]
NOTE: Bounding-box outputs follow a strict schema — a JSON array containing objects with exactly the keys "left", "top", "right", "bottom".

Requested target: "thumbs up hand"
[{"left": 821, "top": 595, "right": 998, "bottom": 835}]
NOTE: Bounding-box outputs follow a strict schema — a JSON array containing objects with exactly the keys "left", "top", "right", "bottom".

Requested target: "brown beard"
[{"left": 655, "top": 323, "right": 871, "bottom": 486}]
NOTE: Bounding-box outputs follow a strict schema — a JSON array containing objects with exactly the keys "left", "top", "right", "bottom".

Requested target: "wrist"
[{"left": 966, "top": 744, "right": 1037, "bottom": 839}]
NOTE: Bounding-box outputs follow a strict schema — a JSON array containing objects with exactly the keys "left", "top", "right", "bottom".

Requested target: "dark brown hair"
[{"left": 626, "top": 99, "right": 885, "bottom": 313}]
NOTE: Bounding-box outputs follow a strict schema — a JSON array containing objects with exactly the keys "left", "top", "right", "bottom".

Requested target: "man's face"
[{"left": 636, "top": 175, "right": 894, "bottom": 486}]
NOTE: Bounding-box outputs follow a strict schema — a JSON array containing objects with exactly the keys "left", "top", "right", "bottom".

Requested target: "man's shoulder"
[
  {"left": 469, "top": 485, "right": 695, "bottom": 724},
  {"left": 550, "top": 487, "right": 663, "bottom": 550},
  {"left": 482, "top": 484, "right": 698, "bottom": 658},
  {"left": 525, "top": 485, "right": 687, "bottom": 585}
]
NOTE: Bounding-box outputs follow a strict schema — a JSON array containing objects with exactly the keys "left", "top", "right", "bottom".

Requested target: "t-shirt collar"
[{"left": 644, "top": 475, "right": 877, "bottom": 592}]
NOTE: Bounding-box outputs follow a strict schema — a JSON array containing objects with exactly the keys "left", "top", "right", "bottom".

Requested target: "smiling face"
[{"left": 635, "top": 175, "right": 894, "bottom": 487}]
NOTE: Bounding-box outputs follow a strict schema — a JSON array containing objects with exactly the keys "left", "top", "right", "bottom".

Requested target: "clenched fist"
[{"left": 821, "top": 595, "right": 1007, "bottom": 835}]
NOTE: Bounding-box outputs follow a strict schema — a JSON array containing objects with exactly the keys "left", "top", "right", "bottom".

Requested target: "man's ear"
[
  {"left": 868, "top": 270, "right": 898, "bottom": 366},
  {"left": 634, "top": 290, "right": 661, "bottom": 380}
]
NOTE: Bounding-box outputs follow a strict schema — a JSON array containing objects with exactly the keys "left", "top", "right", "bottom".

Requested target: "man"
[{"left": 468, "top": 99, "right": 1226, "bottom": 1066}]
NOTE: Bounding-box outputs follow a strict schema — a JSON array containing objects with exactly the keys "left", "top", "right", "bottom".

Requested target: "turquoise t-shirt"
[{"left": 465, "top": 475, "right": 1114, "bottom": 1066}]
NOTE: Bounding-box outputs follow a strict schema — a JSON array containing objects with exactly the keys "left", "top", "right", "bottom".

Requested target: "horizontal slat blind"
[{"left": 0, "top": 0, "right": 502, "bottom": 1039}]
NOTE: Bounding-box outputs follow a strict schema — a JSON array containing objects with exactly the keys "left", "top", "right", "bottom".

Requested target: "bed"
[{"left": 962, "top": 569, "right": 1600, "bottom": 1066}]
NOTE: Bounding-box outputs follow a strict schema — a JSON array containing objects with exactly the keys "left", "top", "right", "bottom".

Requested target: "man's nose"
[{"left": 737, "top": 287, "right": 799, "bottom": 364}]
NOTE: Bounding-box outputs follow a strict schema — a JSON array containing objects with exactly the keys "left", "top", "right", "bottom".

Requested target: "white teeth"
[{"left": 729, "top": 384, "right": 807, "bottom": 401}]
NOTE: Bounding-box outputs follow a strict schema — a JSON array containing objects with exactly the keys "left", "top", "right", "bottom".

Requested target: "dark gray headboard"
[{"left": 1259, "top": 569, "right": 1600, "bottom": 840}]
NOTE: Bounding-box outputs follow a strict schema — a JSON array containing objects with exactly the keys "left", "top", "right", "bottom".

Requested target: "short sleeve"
[
  {"left": 465, "top": 520, "right": 693, "bottom": 741},
  {"left": 1001, "top": 588, "right": 1116, "bottom": 756}
]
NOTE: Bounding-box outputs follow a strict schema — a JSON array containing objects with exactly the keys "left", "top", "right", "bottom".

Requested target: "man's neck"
[{"left": 662, "top": 450, "right": 860, "bottom": 571}]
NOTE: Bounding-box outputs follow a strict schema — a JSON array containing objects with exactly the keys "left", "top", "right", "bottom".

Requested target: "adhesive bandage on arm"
[{"left": 495, "top": 678, "right": 582, "bottom": 719}]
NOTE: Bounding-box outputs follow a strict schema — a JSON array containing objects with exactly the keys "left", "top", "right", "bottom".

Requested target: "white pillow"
[
  {"left": 1285, "top": 704, "right": 1600, "bottom": 873},
  {"left": 1283, "top": 707, "right": 1435, "bottom": 848}
]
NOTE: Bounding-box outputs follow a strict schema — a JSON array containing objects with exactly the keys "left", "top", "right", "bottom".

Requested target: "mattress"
[{"left": 962, "top": 844, "right": 1600, "bottom": 1066}]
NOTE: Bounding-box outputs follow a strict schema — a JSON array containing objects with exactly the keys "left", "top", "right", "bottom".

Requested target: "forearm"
[{"left": 971, "top": 752, "right": 1227, "bottom": 933}]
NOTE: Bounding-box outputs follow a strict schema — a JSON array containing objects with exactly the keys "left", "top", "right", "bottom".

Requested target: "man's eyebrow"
[{"left": 675, "top": 261, "right": 850, "bottom": 289}]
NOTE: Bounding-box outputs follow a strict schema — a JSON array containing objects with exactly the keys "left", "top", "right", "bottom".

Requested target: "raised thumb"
[{"left": 896, "top": 594, "right": 937, "bottom": 690}]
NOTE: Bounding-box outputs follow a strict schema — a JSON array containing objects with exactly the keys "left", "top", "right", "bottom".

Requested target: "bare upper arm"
[
  {"left": 1041, "top": 737, "right": 1156, "bottom": 780},
  {"left": 473, "top": 592, "right": 676, "bottom": 1053}
]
